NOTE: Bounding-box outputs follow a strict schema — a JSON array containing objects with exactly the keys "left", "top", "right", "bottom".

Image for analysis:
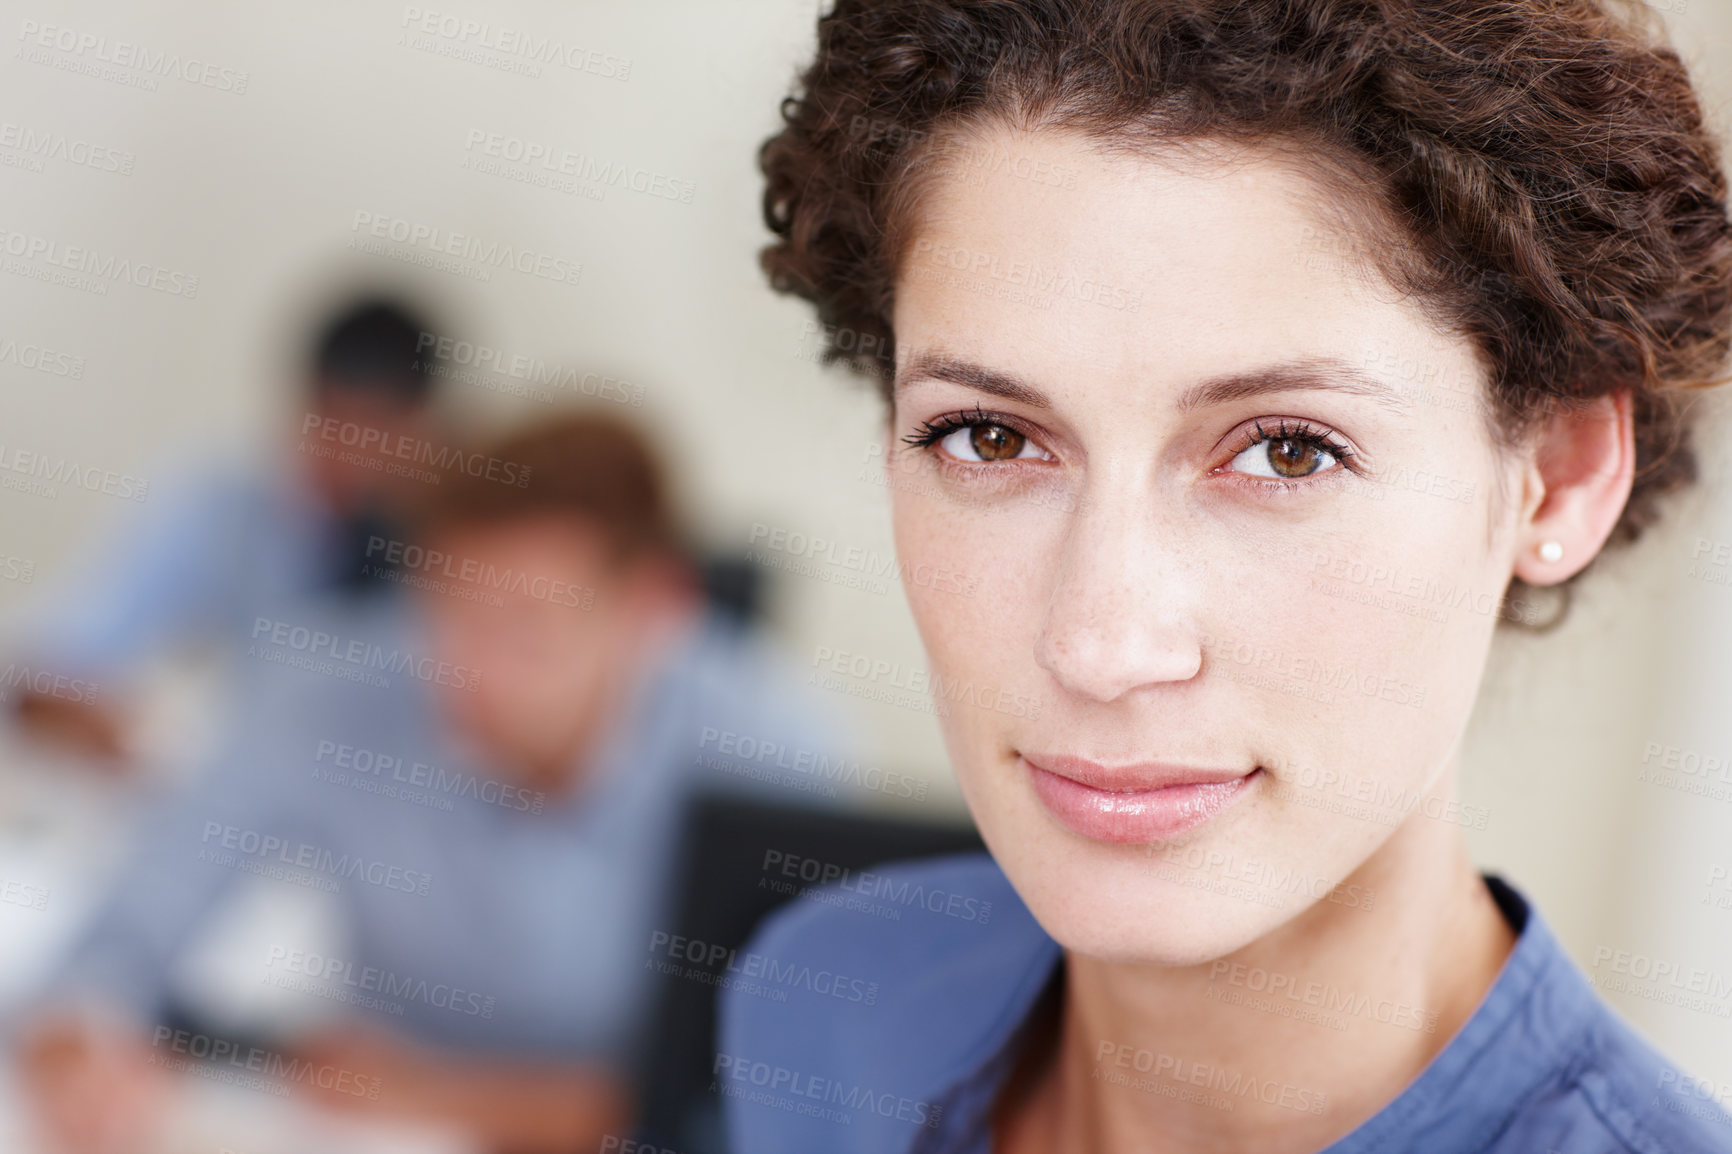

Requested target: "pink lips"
[{"left": 1023, "top": 753, "right": 1259, "bottom": 844}]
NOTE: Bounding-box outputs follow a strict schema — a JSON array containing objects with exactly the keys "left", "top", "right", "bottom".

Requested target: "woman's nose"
[{"left": 1032, "top": 491, "right": 1203, "bottom": 703}]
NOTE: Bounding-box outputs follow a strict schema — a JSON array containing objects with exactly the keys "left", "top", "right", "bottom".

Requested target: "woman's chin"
[{"left": 985, "top": 837, "right": 1307, "bottom": 967}]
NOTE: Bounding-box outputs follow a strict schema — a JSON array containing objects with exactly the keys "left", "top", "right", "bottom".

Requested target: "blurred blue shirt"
[
  {"left": 721, "top": 854, "right": 1732, "bottom": 1154},
  {"left": 9, "top": 464, "right": 387, "bottom": 686},
  {"left": 38, "top": 606, "right": 853, "bottom": 1068}
]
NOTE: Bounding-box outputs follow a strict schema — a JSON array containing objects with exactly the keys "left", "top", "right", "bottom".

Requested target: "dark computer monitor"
[{"left": 634, "top": 791, "right": 985, "bottom": 1154}]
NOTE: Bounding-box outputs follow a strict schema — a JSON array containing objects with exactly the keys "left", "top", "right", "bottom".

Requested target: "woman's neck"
[{"left": 999, "top": 784, "right": 1517, "bottom": 1154}]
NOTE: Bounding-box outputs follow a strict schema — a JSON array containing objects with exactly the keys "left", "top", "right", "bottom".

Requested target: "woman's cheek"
[{"left": 894, "top": 487, "right": 1054, "bottom": 678}]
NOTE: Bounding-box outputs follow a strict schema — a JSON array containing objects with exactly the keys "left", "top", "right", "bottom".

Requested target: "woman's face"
[{"left": 889, "top": 127, "right": 1530, "bottom": 964}]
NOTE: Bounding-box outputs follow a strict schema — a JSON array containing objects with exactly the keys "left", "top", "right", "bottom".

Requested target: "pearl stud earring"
[{"left": 1537, "top": 540, "right": 1564, "bottom": 564}]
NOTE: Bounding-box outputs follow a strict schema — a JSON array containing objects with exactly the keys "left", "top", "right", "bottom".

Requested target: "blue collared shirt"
[
  {"left": 34, "top": 609, "right": 853, "bottom": 1069},
  {"left": 9, "top": 465, "right": 349, "bottom": 684},
  {"left": 721, "top": 853, "right": 1732, "bottom": 1153}
]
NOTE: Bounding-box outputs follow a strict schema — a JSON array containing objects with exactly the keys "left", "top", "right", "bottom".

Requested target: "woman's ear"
[{"left": 1511, "top": 391, "right": 1636, "bottom": 586}]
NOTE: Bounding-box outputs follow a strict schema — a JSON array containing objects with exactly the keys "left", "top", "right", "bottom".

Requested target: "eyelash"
[
  {"left": 903, "top": 408, "right": 1358, "bottom": 486},
  {"left": 1220, "top": 417, "right": 1359, "bottom": 480},
  {"left": 901, "top": 404, "right": 1043, "bottom": 454}
]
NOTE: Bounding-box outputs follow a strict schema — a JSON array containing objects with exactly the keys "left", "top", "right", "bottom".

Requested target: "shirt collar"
[
  {"left": 1318, "top": 875, "right": 1599, "bottom": 1153},
  {"left": 910, "top": 874, "right": 1595, "bottom": 1154}
]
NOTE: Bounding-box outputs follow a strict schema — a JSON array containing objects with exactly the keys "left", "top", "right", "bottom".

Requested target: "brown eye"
[
  {"left": 1225, "top": 427, "right": 1342, "bottom": 480},
  {"left": 970, "top": 424, "right": 1026, "bottom": 460},
  {"left": 1268, "top": 438, "right": 1321, "bottom": 477}
]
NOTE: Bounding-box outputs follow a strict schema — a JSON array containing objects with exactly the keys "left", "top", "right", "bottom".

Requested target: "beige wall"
[
  {"left": 1, "top": 0, "right": 1728, "bottom": 1086},
  {"left": 1461, "top": 0, "right": 1732, "bottom": 1088},
  {"left": 0, "top": 0, "right": 954, "bottom": 806}
]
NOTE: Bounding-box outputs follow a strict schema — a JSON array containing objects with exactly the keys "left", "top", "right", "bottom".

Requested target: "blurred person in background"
[
  {"left": 4, "top": 295, "right": 442, "bottom": 771},
  {"left": 12, "top": 410, "right": 850, "bottom": 1154}
]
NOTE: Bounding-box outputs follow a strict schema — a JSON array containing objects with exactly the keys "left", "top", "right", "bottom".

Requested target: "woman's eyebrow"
[
  {"left": 1175, "top": 359, "right": 1407, "bottom": 413},
  {"left": 894, "top": 352, "right": 1051, "bottom": 408},
  {"left": 895, "top": 352, "right": 1408, "bottom": 414}
]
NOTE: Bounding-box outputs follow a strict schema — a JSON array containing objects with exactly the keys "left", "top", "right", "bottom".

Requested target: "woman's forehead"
[{"left": 891, "top": 135, "right": 1478, "bottom": 415}]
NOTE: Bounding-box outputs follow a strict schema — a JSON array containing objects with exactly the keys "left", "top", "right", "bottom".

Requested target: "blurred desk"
[
  {"left": 0, "top": 733, "right": 477, "bottom": 1154},
  {"left": 0, "top": 735, "right": 135, "bottom": 1015},
  {"left": 0, "top": 1056, "right": 479, "bottom": 1154}
]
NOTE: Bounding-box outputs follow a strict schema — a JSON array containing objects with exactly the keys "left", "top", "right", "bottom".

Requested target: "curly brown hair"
[{"left": 759, "top": 0, "right": 1732, "bottom": 601}]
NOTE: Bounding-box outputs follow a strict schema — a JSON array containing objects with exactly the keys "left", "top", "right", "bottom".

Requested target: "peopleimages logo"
[
  {"left": 0, "top": 876, "right": 49, "bottom": 911},
  {"left": 1591, "top": 947, "right": 1732, "bottom": 1002},
  {"left": 1094, "top": 1040, "right": 1328, "bottom": 1116},
  {"left": 647, "top": 931, "right": 880, "bottom": 1006},
  {"left": 348, "top": 210, "right": 582, "bottom": 287},
  {"left": 0, "top": 334, "right": 84, "bottom": 377},
  {"left": 413, "top": 330, "right": 644, "bottom": 405},
  {"left": 1707, "top": 865, "right": 1732, "bottom": 913},
  {"left": 264, "top": 946, "right": 495, "bottom": 1018},
  {"left": 313, "top": 739, "right": 545, "bottom": 814},
  {"left": 1150, "top": 843, "right": 1376, "bottom": 913},
  {"left": 0, "top": 662, "right": 98, "bottom": 705},
  {"left": 299, "top": 412, "right": 533, "bottom": 487},
  {"left": 199, "top": 821, "right": 432, "bottom": 897},
  {"left": 462, "top": 129, "right": 695, "bottom": 203},
  {"left": 748, "top": 523, "right": 979, "bottom": 598},
  {"left": 16, "top": 20, "right": 250, "bottom": 94},
  {"left": 1198, "top": 630, "right": 1426, "bottom": 710},
  {"left": 907, "top": 237, "right": 1142, "bottom": 313},
  {"left": 1637, "top": 739, "right": 1732, "bottom": 805},
  {"left": 0, "top": 225, "right": 199, "bottom": 297},
  {"left": 0, "top": 442, "right": 149, "bottom": 501},
  {"left": 759, "top": 850, "right": 993, "bottom": 924},
  {"left": 712, "top": 1052, "right": 944, "bottom": 1130},
  {"left": 697, "top": 727, "right": 928, "bottom": 802},
  {"left": 0, "top": 120, "right": 134, "bottom": 176},
  {"left": 364, "top": 536, "right": 594, "bottom": 609},
  {"left": 1205, "top": 960, "right": 1438, "bottom": 1034},
  {"left": 807, "top": 645, "right": 1041, "bottom": 721},
  {"left": 149, "top": 1027, "right": 378, "bottom": 1101},
  {"left": 248, "top": 617, "right": 481, "bottom": 691},
  {"left": 398, "top": 7, "right": 632, "bottom": 81}
]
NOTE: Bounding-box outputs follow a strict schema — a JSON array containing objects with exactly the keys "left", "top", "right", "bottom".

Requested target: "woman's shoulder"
[
  {"left": 1536, "top": 999, "right": 1732, "bottom": 1153},
  {"left": 717, "top": 851, "right": 1061, "bottom": 1154},
  {"left": 1426, "top": 879, "right": 1732, "bottom": 1153},
  {"left": 1481, "top": 1016, "right": 1732, "bottom": 1153}
]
